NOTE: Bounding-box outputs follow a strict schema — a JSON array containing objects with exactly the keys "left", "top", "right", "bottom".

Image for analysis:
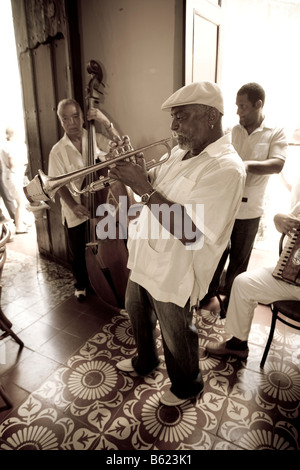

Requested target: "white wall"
[
  {"left": 78, "top": 0, "right": 184, "bottom": 153},
  {"left": 0, "top": 0, "right": 24, "bottom": 139},
  {"left": 221, "top": 0, "right": 300, "bottom": 138}
]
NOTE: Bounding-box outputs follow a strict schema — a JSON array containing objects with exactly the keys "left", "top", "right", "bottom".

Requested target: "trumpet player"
[
  {"left": 109, "top": 81, "right": 246, "bottom": 407},
  {"left": 48, "top": 98, "right": 119, "bottom": 301}
]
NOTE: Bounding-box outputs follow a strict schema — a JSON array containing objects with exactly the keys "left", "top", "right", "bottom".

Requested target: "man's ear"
[
  {"left": 255, "top": 99, "right": 263, "bottom": 109},
  {"left": 207, "top": 108, "right": 219, "bottom": 127}
]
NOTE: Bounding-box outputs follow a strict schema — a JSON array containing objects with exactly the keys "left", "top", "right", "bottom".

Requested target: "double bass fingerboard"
[{"left": 273, "top": 228, "right": 300, "bottom": 286}]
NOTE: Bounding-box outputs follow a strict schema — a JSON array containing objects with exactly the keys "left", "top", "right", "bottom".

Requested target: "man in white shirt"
[
  {"left": 48, "top": 99, "right": 119, "bottom": 301},
  {"left": 206, "top": 198, "right": 300, "bottom": 359},
  {"left": 204, "top": 83, "right": 287, "bottom": 309},
  {"left": 109, "top": 82, "right": 246, "bottom": 406},
  {"left": 1, "top": 127, "right": 28, "bottom": 233}
]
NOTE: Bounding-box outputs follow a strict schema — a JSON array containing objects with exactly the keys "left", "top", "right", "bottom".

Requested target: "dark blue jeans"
[
  {"left": 209, "top": 217, "right": 261, "bottom": 298},
  {"left": 125, "top": 278, "right": 204, "bottom": 399}
]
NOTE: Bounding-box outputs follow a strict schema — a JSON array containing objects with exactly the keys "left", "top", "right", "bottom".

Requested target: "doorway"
[
  {"left": 186, "top": 0, "right": 300, "bottom": 253},
  {"left": 0, "top": 0, "right": 24, "bottom": 136},
  {"left": 0, "top": 0, "right": 36, "bottom": 249}
]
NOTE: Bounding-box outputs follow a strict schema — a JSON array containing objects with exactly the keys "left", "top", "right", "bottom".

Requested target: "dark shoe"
[
  {"left": 206, "top": 338, "right": 249, "bottom": 359},
  {"left": 86, "top": 285, "right": 96, "bottom": 295},
  {"left": 199, "top": 292, "right": 215, "bottom": 308},
  {"left": 217, "top": 294, "right": 228, "bottom": 318}
]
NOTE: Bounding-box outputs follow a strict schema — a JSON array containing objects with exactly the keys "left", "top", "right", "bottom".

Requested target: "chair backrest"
[
  {"left": 0, "top": 224, "right": 10, "bottom": 281},
  {"left": 273, "top": 300, "right": 300, "bottom": 323}
]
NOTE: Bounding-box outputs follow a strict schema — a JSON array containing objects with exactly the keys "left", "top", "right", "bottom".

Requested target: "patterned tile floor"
[{"left": 0, "top": 226, "right": 299, "bottom": 453}]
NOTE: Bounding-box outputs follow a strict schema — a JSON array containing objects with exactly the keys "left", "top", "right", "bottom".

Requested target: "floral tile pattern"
[
  {"left": 1, "top": 308, "right": 300, "bottom": 450},
  {"left": 0, "top": 246, "right": 300, "bottom": 451}
]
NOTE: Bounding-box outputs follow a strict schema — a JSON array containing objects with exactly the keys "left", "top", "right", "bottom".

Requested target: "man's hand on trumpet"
[
  {"left": 108, "top": 137, "right": 151, "bottom": 197},
  {"left": 107, "top": 135, "right": 134, "bottom": 157}
]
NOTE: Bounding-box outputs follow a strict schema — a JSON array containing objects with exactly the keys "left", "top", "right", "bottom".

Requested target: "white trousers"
[{"left": 225, "top": 267, "right": 300, "bottom": 341}]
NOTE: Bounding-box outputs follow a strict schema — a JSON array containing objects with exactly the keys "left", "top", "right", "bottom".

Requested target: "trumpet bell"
[
  {"left": 24, "top": 173, "right": 51, "bottom": 203},
  {"left": 23, "top": 137, "right": 174, "bottom": 203}
]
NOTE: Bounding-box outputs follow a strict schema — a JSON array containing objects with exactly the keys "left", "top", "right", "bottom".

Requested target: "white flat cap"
[{"left": 161, "top": 81, "right": 224, "bottom": 114}]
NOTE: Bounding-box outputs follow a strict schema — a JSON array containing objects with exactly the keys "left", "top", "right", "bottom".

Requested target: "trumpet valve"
[{"left": 146, "top": 158, "right": 156, "bottom": 169}]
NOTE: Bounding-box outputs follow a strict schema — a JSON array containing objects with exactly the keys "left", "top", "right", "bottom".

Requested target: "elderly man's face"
[
  {"left": 59, "top": 104, "right": 84, "bottom": 139},
  {"left": 170, "top": 105, "right": 209, "bottom": 153}
]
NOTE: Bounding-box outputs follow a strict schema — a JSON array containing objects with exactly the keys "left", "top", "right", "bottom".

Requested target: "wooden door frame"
[
  {"left": 185, "top": 0, "right": 223, "bottom": 85},
  {"left": 10, "top": 0, "right": 84, "bottom": 265}
]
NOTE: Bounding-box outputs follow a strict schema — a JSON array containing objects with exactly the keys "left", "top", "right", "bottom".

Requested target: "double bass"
[
  {"left": 84, "top": 60, "right": 133, "bottom": 315},
  {"left": 23, "top": 61, "right": 173, "bottom": 312}
]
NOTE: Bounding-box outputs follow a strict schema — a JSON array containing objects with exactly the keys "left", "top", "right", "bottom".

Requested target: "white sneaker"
[
  {"left": 160, "top": 389, "right": 202, "bottom": 407},
  {"left": 116, "top": 358, "right": 135, "bottom": 372},
  {"left": 116, "top": 358, "right": 159, "bottom": 375},
  {"left": 75, "top": 288, "right": 86, "bottom": 301},
  {"left": 119, "top": 309, "right": 128, "bottom": 316}
]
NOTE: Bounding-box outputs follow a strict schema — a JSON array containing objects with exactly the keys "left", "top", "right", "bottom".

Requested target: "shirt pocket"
[
  {"left": 128, "top": 236, "right": 193, "bottom": 288},
  {"left": 166, "top": 175, "right": 196, "bottom": 203},
  {"left": 252, "top": 143, "right": 269, "bottom": 161}
]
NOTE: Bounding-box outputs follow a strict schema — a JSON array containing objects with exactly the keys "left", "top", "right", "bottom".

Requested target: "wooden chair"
[
  {"left": 260, "top": 233, "right": 300, "bottom": 368},
  {"left": 0, "top": 224, "right": 24, "bottom": 410}
]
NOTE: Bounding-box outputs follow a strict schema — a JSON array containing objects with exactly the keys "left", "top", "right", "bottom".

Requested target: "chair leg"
[
  {"left": 0, "top": 308, "right": 12, "bottom": 329},
  {"left": 0, "top": 382, "right": 13, "bottom": 410},
  {"left": 260, "top": 306, "right": 278, "bottom": 368},
  {"left": 0, "top": 308, "right": 24, "bottom": 348}
]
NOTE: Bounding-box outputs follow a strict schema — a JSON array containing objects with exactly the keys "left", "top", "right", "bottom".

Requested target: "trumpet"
[{"left": 24, "top": 138, "right": 173, "bottom": 203}]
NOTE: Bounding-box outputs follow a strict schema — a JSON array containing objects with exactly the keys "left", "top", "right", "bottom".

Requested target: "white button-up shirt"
[
  {"left": 232, "top": 120, "right": 287, "bottom": 219},
  {"left": 48, "top": 128, "right": 110, "bottom": 228},
  {"left": 127, "top": 133, "right": 246, "bottom": 307}
]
